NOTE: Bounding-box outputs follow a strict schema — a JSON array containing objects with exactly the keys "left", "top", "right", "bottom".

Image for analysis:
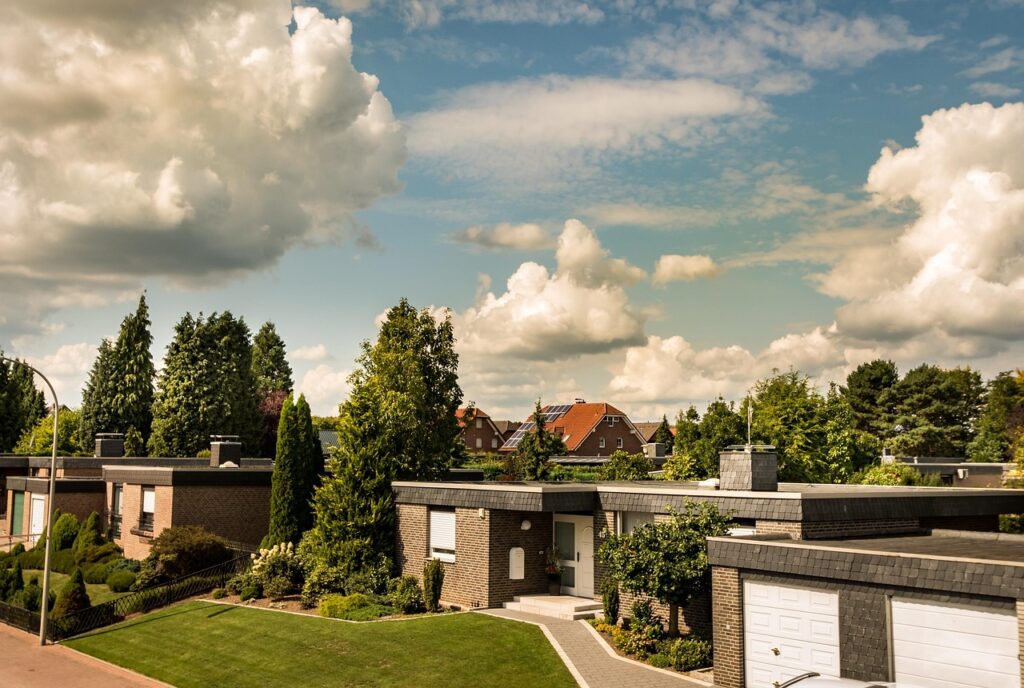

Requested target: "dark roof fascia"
[
  {"left": 24, "top": 457, "right": 271, "bottom": 469},
  {"left": 797, "top": 490, "right": 1024, "bottom": 522},
  {"left": 595, "top": 488, "right": 804, "bottom": 521},
  {"left": 6, "top": 476, "right": 106, "bottom": 494},
  {"left": 102, "top": 467, "right": 272, "bottom": 487},
  {"left": 707, "top": 536, "right": 1024, "bottom": 601},
  {"left": 393, "top": 482, "right": 598, "bottom": 513}
]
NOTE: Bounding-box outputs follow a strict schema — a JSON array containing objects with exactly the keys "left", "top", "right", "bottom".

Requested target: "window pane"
[
  {"left": 429, "top": 509, "right": 456, "bottom": 553},
  {"left": 142, "top": 488, "right": 155, "bottom": 513},
  {"left": 554, "top": 521, "right": 575, "bottom": 559},
  {"left": 561, "top": 565, "right": 576, "bottom": 588}
]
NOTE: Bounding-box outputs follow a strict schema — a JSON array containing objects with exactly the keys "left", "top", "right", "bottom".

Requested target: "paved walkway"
[
  {"left": 479, "top": 608, "right": 712, "bottom": 688},
  {"left": 0, "top": 623, "right": 166, "bottom": 688}
]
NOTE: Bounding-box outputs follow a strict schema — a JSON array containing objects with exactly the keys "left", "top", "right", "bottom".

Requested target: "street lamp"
[{"left": 1, "top": 356, "right": 59, "bottom": 645}]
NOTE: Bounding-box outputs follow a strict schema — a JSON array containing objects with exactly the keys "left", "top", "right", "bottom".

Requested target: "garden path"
[{"left": 479, "top": 608, "right": 712, "bottom": 688}]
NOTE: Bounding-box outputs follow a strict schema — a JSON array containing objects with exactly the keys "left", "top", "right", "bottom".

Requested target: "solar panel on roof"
[{"left": 501, "top": 404, "right": 575, "bottom": 449}]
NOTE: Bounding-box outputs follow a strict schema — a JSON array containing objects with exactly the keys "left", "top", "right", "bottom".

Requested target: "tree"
[
  {"left": 252, "top": 322, "right": 294, "bottom": 458},
  {"left": 743, "top": 370, "right": 828, "bottom": 482},
  {"left": 72, "top": 511, "right": 105, "bottom": 562},
  {"left": 821, "top": 384, "right": 865, "bottom": 482},
  {"left": 510, "top": 401, "right": 567, "bottom": 480},
  {"left": 674, "top": 406, "right": 700, "bottom": 455},
  {"left": 598, "top": 500, "right": 731, "bottom": 636},
  {"left": 148, "top": 312, "right": 261, "bottom": 457},
  {"left": 968, "top": 372, "right": 1024, "bottom": 463},
  {"left": 652, "top": 415, "right": 674, "bottom": 454},
  {"left": 265, "top": 394, "right": 320, "bottom": 546},
  {"left": 891, "top": 365, "right": 984, "bottom": 457},
  {"left": 52, "top": 568, "right": 91, "bottom": 618},
  {"left": 78, "top": 295, "right": 155, "bottom": 452},
  {"left": 302, "top": 299, "right": 463, "bottom": 579},
  {"left": 601, "top": 450, "right": 654, "bottom": 480},
  {"left": 0, "top": 353, "right": 46, "bottom": 453},
  {"left": 687, "top": 398, "right": 744, "bottom": 479},
  {"left": 14, "top": 407, "right": 82, "bottom": 456},
  {"left": 843, "top": 359, "right": 898, "bottom": 436}
]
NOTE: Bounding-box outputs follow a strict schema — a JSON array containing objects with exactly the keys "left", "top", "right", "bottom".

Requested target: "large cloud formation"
[{"left": 0, "top": 0, "right": 404, "bottom": 338}]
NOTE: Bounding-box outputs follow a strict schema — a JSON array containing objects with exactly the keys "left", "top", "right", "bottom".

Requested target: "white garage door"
[
  {"left": 892, "top": 598, "right": 1020, "bottom": 688},
  {"left": 744, "top": 581, "right": 840, "bottom": 687}
]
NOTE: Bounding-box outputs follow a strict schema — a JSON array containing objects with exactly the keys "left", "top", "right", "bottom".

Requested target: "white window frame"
[
  {"left": 617, "top": 511, "right": 654, "bottom": 535},
  {"left": 140, "top": 486, "right": 156, "bottom": 531},
  {"left": 599, "top": 437, "right": 606, "bottom": 449},
  {"left": 616, "top": 437, "right": 624, "bottom": 449},
  {"left": 112, "top": 484, "right": 123, "bottom": 515},
  {"left": 429, "top": 509, "right": 456, "bottom": 563}
]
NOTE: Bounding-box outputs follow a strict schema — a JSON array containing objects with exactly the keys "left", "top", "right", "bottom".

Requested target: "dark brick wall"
[
  {"left": 572, "top": 420, "right": 644, "bottom": 457},
  {"left": 487, "top": 510, "right": 551, "bottom": 606},
  {"left": 920, "top": 514, "right": 999, "bottom": 531},
  {"left": 712, "top": 567, "right": 743, "bottom": 688},
  {"left": 460, "top": 418, "right": 505, "bottom": 454}
]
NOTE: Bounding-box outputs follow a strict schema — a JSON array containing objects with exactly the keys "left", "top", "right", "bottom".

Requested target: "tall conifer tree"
[
  {"left": 0, "top": 352, "right": 46, "bottom": 453},
  {"left": 251, "top": 322, "right": 293, "bottom": 458}
]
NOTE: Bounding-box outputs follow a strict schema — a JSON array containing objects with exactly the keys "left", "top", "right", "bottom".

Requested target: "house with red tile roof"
[
  {"left": 455, "top": 407, "right": 506, "bottom": 454},
  {"left": 499, "top": 400, "right": 644, "bottom": 457}
]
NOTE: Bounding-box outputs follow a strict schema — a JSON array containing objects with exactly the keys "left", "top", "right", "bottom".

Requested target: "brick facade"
[
  {"left": 460, "top": 417, "right": 505, "bottom": 454},
  {"left": 711, "top": 567, "right": 743, "bottom": 688},
  {"left": 755, "top": 518, "right": 922, "bottom": 539},
  {"left": 571, "top": 421, "right": 644, "bottom": 457}
]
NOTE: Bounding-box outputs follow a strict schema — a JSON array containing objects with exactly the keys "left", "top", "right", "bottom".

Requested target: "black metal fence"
[
  {"left": 46, "top": 554, "right": 250, "bottom": 641},
  {"left": 0, "top": 598, "right": 40, "bottom": 634}
]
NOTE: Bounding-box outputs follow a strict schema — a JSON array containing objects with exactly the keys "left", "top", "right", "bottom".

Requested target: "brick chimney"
[
  {"left": 719, "top": 445, "right": 777, "bottom": 491},
  {"left": 95, "top": 433, "right": 125, "bottom": 458},
  {"left": 210, "top": 435, "right": 241, "bottom": 467}
]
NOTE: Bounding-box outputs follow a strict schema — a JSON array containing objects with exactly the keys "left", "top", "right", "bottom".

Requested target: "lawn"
[
  {"left": 65, "top": 601, "right": 578, "bottom": 688},
  {"left": 25, "top": 569, "right": 125, "bottom": 606}
]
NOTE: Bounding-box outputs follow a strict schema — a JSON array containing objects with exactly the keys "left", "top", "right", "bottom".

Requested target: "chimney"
[
  {"left": 95, "top": 433, "right": 125, "bottom": 458},
  {"left": 574, "top": 398, "right": 586, "bottom": 404},
  {"left": 210, "top": 435, "right": 241, "bottom": 467},
  {"left": 719, "top": 445, "right": 777, "bottom": 492}
]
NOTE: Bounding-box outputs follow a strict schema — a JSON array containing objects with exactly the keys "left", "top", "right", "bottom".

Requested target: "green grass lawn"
[
  {"left": 65, "top": 601, "right": 577, "bottom": 688},
  {"left": 25, "top": 569, "right": 125, "bottom": 606}
]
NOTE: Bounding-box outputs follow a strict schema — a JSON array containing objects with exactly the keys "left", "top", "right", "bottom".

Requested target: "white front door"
[
  {"left": 553, "top": 515, "right": 594, "bottom": 598},
  {"left": 29, "top": 495, "right": 46, "bottom": 545},
  {"left": 743, "top": 581, "right": 840, "bottom": 687},
  {"left": 891, "top": 598, "right": 1020, "bottom": 688}
]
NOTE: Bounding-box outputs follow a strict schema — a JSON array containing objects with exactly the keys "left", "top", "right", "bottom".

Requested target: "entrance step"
[{"left": 503, "top": 595, "right": 603, "bottom": 620}]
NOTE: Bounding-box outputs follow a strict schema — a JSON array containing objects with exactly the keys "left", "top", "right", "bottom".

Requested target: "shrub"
[
  {"left": 84, "top": 562, "right": 112, "bottom": 585},
  {"left": 50, "top": 511, "right": 80, "bottom": 551},
  {"left": 386, "top": 576, "right": 423, "bottom": 614},
  {"left": 0, "top": 561, "right": 24, "bottom": 601},
  {"left": 106, "top": 558, "right": 141, "bottom": 574},
  {"left": 657, "top": 636, "right": 712, "bottom": 671},
  {"left": 616, "top": 622, "right": 664, "bottom": 659},
  {"left": 72, "top": 511, "right": 105, "bottom": 562},
  {"left": 300, "top": 565, "right": 347, "bottom": 608},
  {"left": 240, "top": 582, "right": 262, "bottom": 601},
  {"left": 601, "top": 450, "right": 655, "bottom": 480},
  {"left": 249, "top": 542, "right": 304, "bottom": 591},
  {"left": 51, "top": 549, "right": 76, "bottom": 574},
  {"left": 210, "top": 587, "right": 227, "bottom": 599},
  {"left": 10, "top": 543, "right": 25, "bottom": 556},
  {"left": 12, "top": 581, "right": 53, "bottom": 613},
  {"left": 106, "top": 571, "right": 137, "bottom": 592},
  {"left": 76, "top": 542, "right": 122, "bottom": 567},
  {"left": 264, "top": 576, "right": 295, "bottom": 600},
  {"left": 17, "top": 549, "right": 44, "bottom": 570},
  {"left": 52, "top": 568, "right": 91, "bottom": 618},
  {"left": 423, "top": 559, "right": 445, "bottom": 613},
  {"left": 602, "top": 578, "right": 620, "bottom": 625},
  {"left": 629, "top": 599, "right": 661, "bottom": 630},
  {"left": 149, "top": 526, "right": 231, "bottom": 580},
  {"left": 319, "top": 592, "right": 371, "bottom": 618}
]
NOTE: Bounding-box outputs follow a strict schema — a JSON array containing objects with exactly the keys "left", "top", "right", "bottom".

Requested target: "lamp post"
[{"left": 1, "top": 356, "right": 59, "bottom": 645}]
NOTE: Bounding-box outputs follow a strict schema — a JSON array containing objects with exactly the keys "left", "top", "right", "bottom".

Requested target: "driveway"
[{"left": 0, "top": 622, "right": 166, "bottom": 687}]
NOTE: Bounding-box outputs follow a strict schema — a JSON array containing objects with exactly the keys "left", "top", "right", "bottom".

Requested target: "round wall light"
[{"left": 520, "top": 519, "right": 532, "bottom": 531}]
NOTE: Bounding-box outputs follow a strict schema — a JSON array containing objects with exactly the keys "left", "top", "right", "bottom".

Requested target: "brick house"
[
  {"left": 393, "top": 446, "right": 1024, "bottom": 670},
  {"left": 499, "top": 400, "right": 644, "bottom": 457},
  {"left": 456, "top": 408, "right": 506, "bottom": 454}
]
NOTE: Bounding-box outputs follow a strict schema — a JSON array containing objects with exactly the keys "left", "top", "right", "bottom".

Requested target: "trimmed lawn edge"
[{"left": 201, "top": 597, "right": 473, "bottom": 624}]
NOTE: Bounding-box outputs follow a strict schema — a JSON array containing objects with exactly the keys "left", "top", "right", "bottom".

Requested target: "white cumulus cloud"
[
  {"left": 297, "top": 364, "right": 353, "bottom": 416},
  {"left": 653, "top": 255, "right": 722, "bottom": 285},
  {"left": 449, "top": 223, "right": 553, "bottom": 250},
  {"left": 0, "top": 1, "right": 404, "bottom": 341},
  {"left": 291, "top": 344, "right": 331, "bottom": 363}
]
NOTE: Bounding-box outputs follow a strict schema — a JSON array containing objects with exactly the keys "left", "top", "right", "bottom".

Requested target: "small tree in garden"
[
  {"left": 72, "top": 511, "right": 105, "bottom": 560},
  {"left": 509, "top": 401, "right": 567, "bottom": 480},
  {"left": 423, "top": 558, "right": 445, "bottom": 612},
  {"left": 598, "top": 500, "right": 731, "bottom": 636},
  {"left": 52, "top": 568, "right": 91, "bottom": 618}
]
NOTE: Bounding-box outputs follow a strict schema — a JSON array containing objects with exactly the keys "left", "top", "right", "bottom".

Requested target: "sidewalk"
[
  {"left": 479, "top": 608, "right": 712, "bottom": 688},
  {"left": 0, "top": 622, "right": 166, "bottom": 688}
]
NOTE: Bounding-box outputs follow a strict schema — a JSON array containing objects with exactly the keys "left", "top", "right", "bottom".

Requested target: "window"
[
  {"left": 617, "top": 511, "right": 654, "bottom": 535},
  {"left": 491, "top": 437, "right": 498, "bottom": 449},
  {"left": 599, "top": 437, "right": 606, "bottom": 449},
  {"left": 429, "top": 509, "right": 456, "bottom": 562},
  {"left": 140, "top": 486, "right": 156, "bottom": 531},
  {"left": 607, "top": 416, "right": 614, "bottom": 427},
  {"left": 616, "top": 437, "right": 624, "bottom": 449},
  {"left": 475, "top": 419, "right": 482, "bottom": 429},
  {"left": 111, "top": 484, "right": 123, "bottom": 537},
  {"left": 475, "top": 437, "right": 482, "bottom": 449}
]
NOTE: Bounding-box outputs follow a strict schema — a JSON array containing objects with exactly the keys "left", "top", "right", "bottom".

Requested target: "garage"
[
  {"left": 891, "top": 598, "right": 1020, "bottom": 688},
  {"left": 743, "top": 581, "right": 840, "bottom": 687}
]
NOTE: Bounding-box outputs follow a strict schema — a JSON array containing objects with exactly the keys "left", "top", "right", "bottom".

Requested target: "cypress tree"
[
  {"left": 72, "top": 511, "right": 105, "bottom": 562},
  {"left": 265, "top": 396, "right": 301, "bottom": 546},
  {"left": 52, "top": 568, "right": 91, "bottom": 618},
  {"left": 293, "top": 394, "right": 321, "bottom": 531},
  {"left": 149, "top": 312, "right": 261, "bottom": 457}
]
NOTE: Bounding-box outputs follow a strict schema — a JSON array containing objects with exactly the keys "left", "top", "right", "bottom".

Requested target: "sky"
[{"left": 1, "top": 0, "right": 1024, "bottom": 421}]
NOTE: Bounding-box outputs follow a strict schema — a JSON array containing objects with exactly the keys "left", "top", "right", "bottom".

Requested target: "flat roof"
[
  {"left": 102, "top": 465, "right": 272, "bottom": 487},
  {"left": 708, "top": 530, "right": 1024, "bottom": 601},
  {"left": 393, "top": 480, "right": 1024, "bottom": 520}
]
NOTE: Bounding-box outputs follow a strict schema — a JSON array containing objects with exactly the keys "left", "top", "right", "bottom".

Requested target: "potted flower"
[{"left": 545, "top": 546, "right": 563, "bottom": 595}]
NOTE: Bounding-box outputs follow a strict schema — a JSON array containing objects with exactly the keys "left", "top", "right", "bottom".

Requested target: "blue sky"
[{"left": 2, "top": 0, "right": 1023, "bottom": 420}]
